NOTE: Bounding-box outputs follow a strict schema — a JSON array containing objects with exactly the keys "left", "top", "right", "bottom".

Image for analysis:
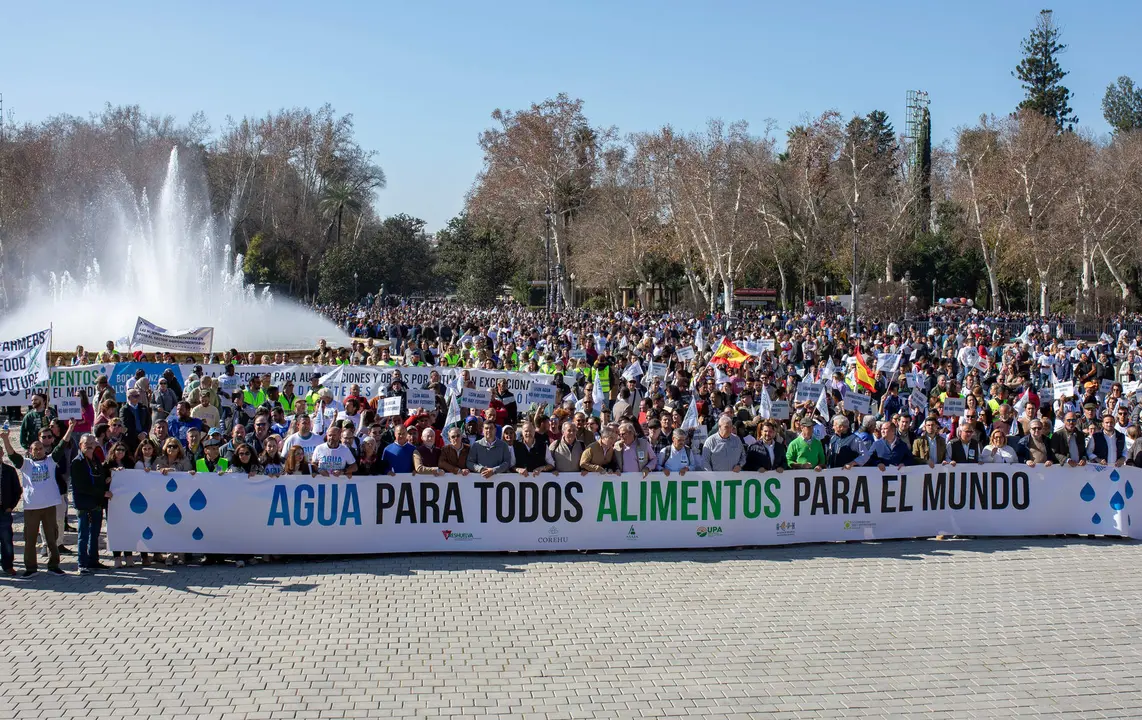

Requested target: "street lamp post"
[
  {"left": 544, "top": 208, "right": 553, "bottom": 318},
  {"left": 1026, "top": 277, "right": 1032, "bottom": 315},
  {"left": 903, "top": 271, "right": 911, "bottom": 323},
  {"left": 353, "top": 271, "right": 358, "bottom": 300},
  {"left": 822, "top": 276, "right": 828, "bottom": 316}
]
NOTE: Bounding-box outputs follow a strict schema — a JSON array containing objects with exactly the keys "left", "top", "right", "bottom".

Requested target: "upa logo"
[
  {"left": 625, "top": 525, "right": 639, "bottom": 541},
  {"left": 696, "top": 526, "right": 723, "bottom": 538}
]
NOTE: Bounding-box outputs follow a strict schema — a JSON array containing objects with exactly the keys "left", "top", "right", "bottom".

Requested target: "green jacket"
[
  {"left": 785, "top": 435, "right": 826, "bottom": 469},
  {"left": 196, "top": 456, "right": 230, "bottom": 473}
]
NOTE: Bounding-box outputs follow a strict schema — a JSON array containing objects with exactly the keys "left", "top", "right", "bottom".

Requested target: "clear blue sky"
[{"left": 3, "top": 1, "right": 1138, "bottom": 230}]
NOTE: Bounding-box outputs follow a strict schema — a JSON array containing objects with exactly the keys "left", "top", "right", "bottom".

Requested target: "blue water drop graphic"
[
  {"left": 1110, "top": 491, "right": 1125, "bottom": 511},
  {"left": 142, "top": 527, "right": 153, "bottom": 540},
  {"left": 129, "top": 492, "right": 149, "bottom": 514},
  {"left": 1080, "top": 483, "right": 1096, "bottom": 502},
  {"left": 1126, "top": 481, "right": 1134, "bottom": 500},
  {"left": 164, "top": 504, "right": 182, "bottom": 525},
  {"left": 1110, "top": 469, "right": 1121, "bottom": 483},
  {"left": 192, "top": 527, "right": 204, "bottom": 541},
  {"left": 1092, "top": 513, "right": 1102, "bottom": 525},
  {"left": 189, "top": 489, "right": 207, "bottom": 511},
  {"left": 166, "top": 478, "right": 178, "bottom": 492}
]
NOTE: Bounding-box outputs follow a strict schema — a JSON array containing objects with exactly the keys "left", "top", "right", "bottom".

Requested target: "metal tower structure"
[{"left": 903, "top": 90, "right": 930, "bottom": 173}]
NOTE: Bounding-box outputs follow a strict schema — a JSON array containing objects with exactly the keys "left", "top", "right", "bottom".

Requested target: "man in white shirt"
[
  {"left": 311, "top": 427, "right": 358, "bottom": 477},
  {"left": 282, "top": 414, "right": 324, "bottom": 462}
]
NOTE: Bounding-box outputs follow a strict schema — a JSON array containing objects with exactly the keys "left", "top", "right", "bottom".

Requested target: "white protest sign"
[
  {"left": 57, "top": 396, "right": 83, "bottom": 420},
  {"left": 758, "top": 339, "right": 776, "bottom": 352},
  {"left": 1053, "top": 381, "right": 1075, "bottom": 399},
  {"left": 1100, "top": 379, "right": 1116, "bottom": 395},
  {"left": 906, "top": 372, "right": 925, "bottom": 389},
  {"left": 381, "top": 396, "right": 403, "bottom": 418},
  {"left": 689, "top": 424, "right": 709, "bottom": 454},
  {"left": 942, "top": 398, "right": 966, "bottom": 417},
  {"left": 769, "top": 400, "right": 791, "bottom": 420},
  {"left": 462, "top": 388, "right": 491, "bottom": 409},
  {"left": 406, "top": 388, "right": 437, "bottom": 410},
  {"left": 647, "top": 361, "right": 668, "bottom": 378},
  {"left": 676, "top": 346, "right": 696, "bottom": 362},
  {"left": 132, "top": 316, "right": 214, "bottom": 354},
  {"left": 876, "top": 353, "right": 901, "bottom": 375},
  {"left": 794, "top": 382, "right": 824, "bottom": 405},
  {"left": 526, "top": 383, "right": 558, "bottom": 407},
  {"left": 845, "top": 392, "right": 872, "bottom": 415},
  {"left": 909, "top": 387, "right": 928, "bottom": 411},
  {"left": 570, "top": 349, "right": 587, "bottom": 361},
  {"left": 0, "top": 327, "right": 52, "bottom": 396}
]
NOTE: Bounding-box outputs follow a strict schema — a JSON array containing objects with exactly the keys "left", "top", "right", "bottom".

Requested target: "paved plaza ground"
[{"left": 1, "top": 523, "right": 1140, "bottom": 719}]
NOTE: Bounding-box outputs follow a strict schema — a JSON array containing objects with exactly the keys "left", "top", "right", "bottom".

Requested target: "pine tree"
[{"left": 1013, "top": 9, "right": 1077, "bottom": 132}]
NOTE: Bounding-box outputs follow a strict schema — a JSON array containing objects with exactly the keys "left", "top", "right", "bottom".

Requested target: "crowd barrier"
[{"left": 107, "top": 466, "right": 1140, "bottom": 554}]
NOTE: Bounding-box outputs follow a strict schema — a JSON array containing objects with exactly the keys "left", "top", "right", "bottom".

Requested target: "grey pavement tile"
[{"left": 2, "top": 536, "right": 1142, "bottom": 719}]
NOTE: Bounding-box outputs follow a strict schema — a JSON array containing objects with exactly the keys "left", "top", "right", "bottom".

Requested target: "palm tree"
[{"left": 319, "top": 181, "right": 365, "bottom": 245}]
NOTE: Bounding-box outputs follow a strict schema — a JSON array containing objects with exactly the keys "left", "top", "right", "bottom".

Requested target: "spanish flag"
[
  {"left": 853, "top": 346, "right": 876, "bottom": 392},
  {"left": 710, "top": 338, "right": 750, "bottom": 368}
]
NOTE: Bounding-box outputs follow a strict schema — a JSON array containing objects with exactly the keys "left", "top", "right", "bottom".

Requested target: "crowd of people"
[{"left": 3, "top": 297, "right": 1142, "bottom": 577}]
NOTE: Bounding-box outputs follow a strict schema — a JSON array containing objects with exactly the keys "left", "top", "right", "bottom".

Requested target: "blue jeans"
[
  {"left": 77, "top": 507, "right": 104, "bottom": 568},
  {"left": 0, "top": 511, "right": 13, "bottom": 570}
]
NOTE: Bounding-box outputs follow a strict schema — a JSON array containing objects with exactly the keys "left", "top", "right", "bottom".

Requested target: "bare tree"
[
  {"left": 468, "top": 94, "right": 610, "bottom": 307},
  {"left": 951, "top": 116, "right": 1018, "bottom": 310}
]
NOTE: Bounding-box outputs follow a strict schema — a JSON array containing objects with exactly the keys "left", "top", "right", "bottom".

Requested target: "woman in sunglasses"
[
  {"left": 156, "top": 439, "right": 192, "bottom": 474},
  {"left": 103, "top": 442, "right": 140, "bottom": 567}
]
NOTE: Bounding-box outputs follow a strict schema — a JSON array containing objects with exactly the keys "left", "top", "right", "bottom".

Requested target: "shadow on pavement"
[{"left": 1, "top": 534, "right": 1133, "bottom": 597}]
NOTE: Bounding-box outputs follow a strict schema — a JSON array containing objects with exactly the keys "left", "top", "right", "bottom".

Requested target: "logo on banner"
[
  {"left": 776, "top": 521, "right": 796, "bottom": 537},
  {"left": 539, "top": 525, "right": 568, "bottom": 544},
  {"left": 124, "top": 476, "right": 210, "bottom": 545},
  {"left": 625, "top": 525, "right": 639, "bottom": 541},
  {"left": 1078, "top": 468, "right": 1130, "bottom": 527},
  {"left": 696, "top": 525, "right": 723, "bottom": 538},
  {"left": 842, "top": 520, "right": 875, "bottom": 531},
  {"left": 441, "top": 529, "right": 475, "bottom": 541}
]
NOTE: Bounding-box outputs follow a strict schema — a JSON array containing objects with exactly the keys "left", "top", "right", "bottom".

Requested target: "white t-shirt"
[
  {"left": 311, "top": 443, "right": 357, "bottom": 473},
  {"left": 18, "top": 456, "right": 63, "bottom": 510},
  {"left": 282, "top": 432, "right": 325, "bottom": 462},
  {"left": 217, "top": 374, "right": 240, "bottom": 408}
]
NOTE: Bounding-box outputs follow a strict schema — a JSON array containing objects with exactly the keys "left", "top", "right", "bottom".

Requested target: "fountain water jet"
[{"left": 0, "top": 147, "right": 348, "bottom": 352}]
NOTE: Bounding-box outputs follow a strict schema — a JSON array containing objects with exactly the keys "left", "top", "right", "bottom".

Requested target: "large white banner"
[
  {"left": 0, "top": 361, "right": 554, "bottom": 407},
  {"left": 0, "top": 327, "right": 52, "bottom": 396},
  {"left": 132, "top": 317, "right": 215, "bottom": 354},
  {"left": 107, "top": 465, "right": 1140, "bottom": 554}
]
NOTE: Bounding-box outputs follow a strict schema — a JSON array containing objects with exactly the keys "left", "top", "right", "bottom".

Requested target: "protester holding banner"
[
  {"left": 2, "top": 421, "right": 73, "bottom": 576},
  {"left": 71, "top": 432, "right": 110, "bottom": 573}
]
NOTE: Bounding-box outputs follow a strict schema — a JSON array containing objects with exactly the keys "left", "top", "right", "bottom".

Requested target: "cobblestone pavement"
[{"left": 1, "top": 525, "right": 1141, "bottom": 719}]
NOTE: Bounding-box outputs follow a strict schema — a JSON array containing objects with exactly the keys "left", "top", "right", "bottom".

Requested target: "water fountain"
[{"left": 0, "top": 147, "right": 349, "bottom": 352}]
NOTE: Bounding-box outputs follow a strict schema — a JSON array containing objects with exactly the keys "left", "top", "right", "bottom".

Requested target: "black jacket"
[
  {"left": 70, "top": 452, "right": 108, "bottom": 512},
  {"left": 743, "top": 440, "right": 786, "bottom": 472},
  {"left": 118, "top": 403, "right": 153, "bottom": 453},
  {"left": 948, "top": 439, "right": 984, "bottom": 464},
  {"left": 1051, "top": 428, "right": 1087, "bottom": 465},
  {"left": 0, "top": 462, "right": 21, "bottom": 512}
]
